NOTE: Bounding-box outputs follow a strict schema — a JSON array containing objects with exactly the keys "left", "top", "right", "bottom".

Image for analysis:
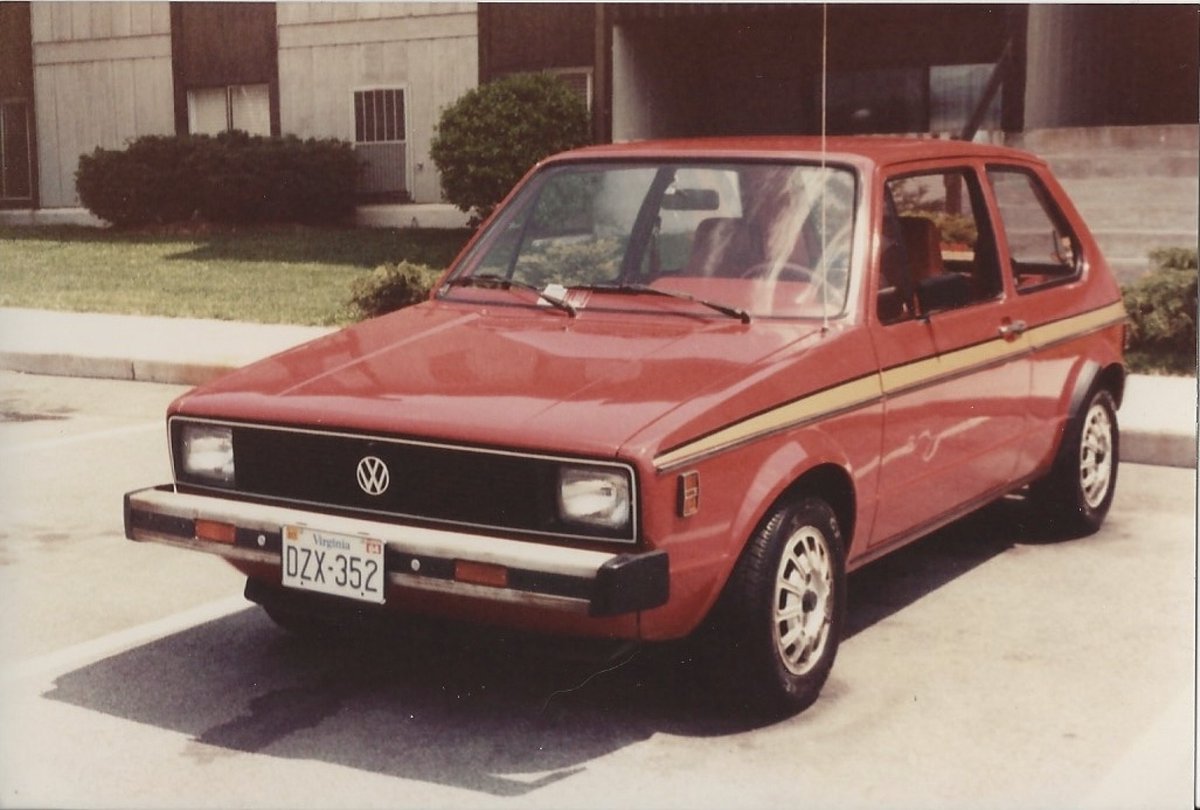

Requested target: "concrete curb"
[
  {"left": 0, "top": 307, "right": 1194, "bottom": 468},
  {"left": 0, "top": 308, "right": 336, "bottom": 387}
]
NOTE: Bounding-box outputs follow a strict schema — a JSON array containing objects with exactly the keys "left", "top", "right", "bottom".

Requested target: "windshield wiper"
[
  {"left": 572, "top": 283, "right": 751, "bottom": 324},
  {"left": 445, "top": 273, "right": 576, "bottom": 317}
]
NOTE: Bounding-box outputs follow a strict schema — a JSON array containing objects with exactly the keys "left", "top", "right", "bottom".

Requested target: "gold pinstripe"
[{"left": 653, "top": 301, "right": 1125, "bottom": 471}]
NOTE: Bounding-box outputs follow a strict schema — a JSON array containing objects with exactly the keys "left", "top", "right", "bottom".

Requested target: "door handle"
[{"left": 998, "top": 319, "right": 1028, "bottom": 339}]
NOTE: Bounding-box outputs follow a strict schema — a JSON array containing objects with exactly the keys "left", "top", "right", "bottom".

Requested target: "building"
[
  {"left": 480, "top": 3, "right": 1198, "bottom": 279},
  {"left": 0, "top": 1, "right": 476, "bottom": 211},
  {"left": 2, "top": 2, "right": 1196, "bottom": 276}
]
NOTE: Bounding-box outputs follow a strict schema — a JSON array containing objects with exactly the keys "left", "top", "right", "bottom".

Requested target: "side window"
[
  {"left": 987, "top": 167, "right": 1081, "bottom": 290},
  {"left": 877, "top": 168, "right": 1002, "bottom": 323}
]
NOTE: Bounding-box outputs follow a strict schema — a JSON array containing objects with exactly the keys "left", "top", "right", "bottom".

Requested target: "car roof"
[{"left": 546, "top": 135, "right": 1044, "bottom": 170}]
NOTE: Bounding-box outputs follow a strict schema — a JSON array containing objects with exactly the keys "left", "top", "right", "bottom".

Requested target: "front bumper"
[{"left": 124, "top": 486, "right": 668, "bottom": 617}]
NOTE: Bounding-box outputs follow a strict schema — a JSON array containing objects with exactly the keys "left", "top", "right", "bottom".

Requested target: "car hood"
[{"left": 171, "top": 302, "right": 824, "bottom": 461}]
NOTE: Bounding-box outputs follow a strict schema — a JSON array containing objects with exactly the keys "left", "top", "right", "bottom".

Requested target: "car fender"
[{"left": 721, "top": 428, "right": 857, "bottom": 582}]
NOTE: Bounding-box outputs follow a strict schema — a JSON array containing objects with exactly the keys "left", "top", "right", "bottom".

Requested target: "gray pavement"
[{"left": 0, "top": 305, "right": 1194, "bottom": 468}]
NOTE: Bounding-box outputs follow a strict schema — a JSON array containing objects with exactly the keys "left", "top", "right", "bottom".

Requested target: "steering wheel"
[{"left": 740, "top": 262, "right": 815, "bottom": 282}]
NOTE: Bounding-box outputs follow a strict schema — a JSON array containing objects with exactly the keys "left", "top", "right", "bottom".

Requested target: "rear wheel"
[
  {"left": 1031, "top": 387, "right": 1119, "bottom": 536},
  {"left": 710, "top": 495, "right": 846, "bottom": 717}
]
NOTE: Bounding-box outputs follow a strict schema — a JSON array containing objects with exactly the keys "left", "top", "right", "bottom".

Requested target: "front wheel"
[
  {"left": 710, "top": 495, "right": 846, "bottom": 717},
  {"left": 1030, "top": 387, "right": 1119, "bottom": 537}
]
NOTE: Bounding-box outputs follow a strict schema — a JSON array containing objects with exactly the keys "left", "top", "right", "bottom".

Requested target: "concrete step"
[
  {"left": 1089, "top": 228, "right": 1196, "bottom": 256},
  {"left": 1043, "top": 151, "right": 1199, "bottom": 179},
  {"left": 1009, "top": 124, "right": 1200, "bottom": 154},
  {"left": 1065, "top": 199, "right": 1199, "bottom": 233},
  {"left": 1108, "top": 256, "right": 1158, "bottom": 285},
  {"left": 1055, "top": 176, "right": 1198, "bottom": 235}
]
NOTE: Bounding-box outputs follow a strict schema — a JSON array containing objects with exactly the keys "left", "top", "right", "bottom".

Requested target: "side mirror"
[{"left": 916, "top": 273, "right": 971, "bottom": 315}]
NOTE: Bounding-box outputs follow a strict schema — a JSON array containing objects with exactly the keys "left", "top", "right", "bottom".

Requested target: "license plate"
[{"left": 282, "top": 526, "right": 385, "bottom": 604}]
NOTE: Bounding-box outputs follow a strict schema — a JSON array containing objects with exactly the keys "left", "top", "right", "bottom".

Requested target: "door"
[{"left": 867, "top": 163, "right": 1031, "bottom": 547}]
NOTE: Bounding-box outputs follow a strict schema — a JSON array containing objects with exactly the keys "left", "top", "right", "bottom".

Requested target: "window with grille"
[
  {"left": 353, "top": 88, "right": 408, "bottom": 198},
  {"left": 547, "top": 68, "right": 593, "bottom": 109},
  {"left": 354, "top": 88, "right": 406, "bottom": 144}
]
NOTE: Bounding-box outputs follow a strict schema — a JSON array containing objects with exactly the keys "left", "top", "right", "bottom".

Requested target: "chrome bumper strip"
[{"left": 124, "top": 486, "right": 668, "bottom": 616}]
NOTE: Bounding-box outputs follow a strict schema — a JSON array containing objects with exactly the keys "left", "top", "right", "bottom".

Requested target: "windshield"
[{"left": 445, "top": 161, "right": 857, "bottom": 319}]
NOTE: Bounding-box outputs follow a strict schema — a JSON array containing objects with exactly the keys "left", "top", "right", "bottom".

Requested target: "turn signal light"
[
  {"left": 195, "top": 519, "right": 236, "bottom": 545},
  {"left": 454, "top": 560, "right": 509, "bottom": 588}
]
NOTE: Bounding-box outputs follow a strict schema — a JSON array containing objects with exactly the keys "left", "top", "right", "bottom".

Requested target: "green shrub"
[
  {"left": 1123, "top": 247, "right": 1198, "bottom": 375},
  {"left": 430, "top": 73, "right": 590, "bottom": 225},
  {"left": 76, "top": 132, "right": 360, "bottom": 227},
  {"left": 76, "top": 136, "right": 197, "bottom": 227},
  {"left": 348, "top": 261, "right": 444, "bottom": 319}
]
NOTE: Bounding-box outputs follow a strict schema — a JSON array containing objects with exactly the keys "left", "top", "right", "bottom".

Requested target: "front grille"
[{"left": 171, "top": 419, "right": 636, "bottom": 543}]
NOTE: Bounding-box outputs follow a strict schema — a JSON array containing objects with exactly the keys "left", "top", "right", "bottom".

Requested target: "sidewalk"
[{"left": 0, "top": 306, "right": 1194, "bottom": 468}]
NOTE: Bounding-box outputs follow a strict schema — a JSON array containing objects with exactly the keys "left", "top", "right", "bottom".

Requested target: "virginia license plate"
[{"left": 281, "top": 525, "right": 386, "bottom": 604}]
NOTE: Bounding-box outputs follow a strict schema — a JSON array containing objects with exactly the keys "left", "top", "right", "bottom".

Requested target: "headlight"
[
  {"left": 557, "top": 466, "right": 631, "bottom": 530},
  {"left": 180, "top": 424, "right": 235, "bottom": 486}
]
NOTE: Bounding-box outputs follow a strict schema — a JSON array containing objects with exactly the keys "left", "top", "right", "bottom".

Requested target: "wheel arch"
[
  {"left": 778, "top": 463, "right": 857, "bottom": 549},
  {"left": 1069, "top": 359, "right": 1127, "bottom": 417},
  {"left": 698, "top": 442, "right": 859, "bottom": 635}
]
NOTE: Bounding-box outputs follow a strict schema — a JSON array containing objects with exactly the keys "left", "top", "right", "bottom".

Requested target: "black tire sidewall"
[
  {"left": 1064, "top": 388, "right": 1119, "bottom": 531},
  {"left": 1036, "top": 386, "right": 1119, "bottom": 536},
  {"left": 729, "top": 496, "right": 847, "bottom": 715}
]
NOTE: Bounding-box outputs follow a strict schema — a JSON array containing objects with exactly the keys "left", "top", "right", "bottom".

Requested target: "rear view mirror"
[{"left": 662, "top": 188, "right": 720, "bottom": 211}]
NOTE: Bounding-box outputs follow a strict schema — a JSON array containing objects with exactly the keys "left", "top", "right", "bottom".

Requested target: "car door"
[{"left": 866, "top": 161, "right": 1032, "bottom": 549}]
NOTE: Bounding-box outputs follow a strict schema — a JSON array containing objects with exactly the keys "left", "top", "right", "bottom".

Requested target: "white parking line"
[
  {"left": 0, "top": 595, "right": 248, "bottom": 686},
  {"left": 4, "top": 421, "right": 164, "bottom": 453}
]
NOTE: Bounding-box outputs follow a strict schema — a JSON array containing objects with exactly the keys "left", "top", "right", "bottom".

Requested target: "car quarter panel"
[{"left": 979, "top": 160, "right": 1126, "bottom": 480}]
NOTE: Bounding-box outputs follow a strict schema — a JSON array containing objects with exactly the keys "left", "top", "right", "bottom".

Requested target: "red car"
[{"left": 125, "top": 137, "right": 1125, "bottom": 716}]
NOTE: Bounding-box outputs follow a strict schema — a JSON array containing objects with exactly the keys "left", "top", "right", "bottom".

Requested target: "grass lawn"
[{"left": 0, "top": 224, "right": 472, "bottom": 326}]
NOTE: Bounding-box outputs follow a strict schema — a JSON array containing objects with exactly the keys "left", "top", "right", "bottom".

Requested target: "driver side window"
[{"left": 877, "top": 168, "right": 1002, "bottom": 324}]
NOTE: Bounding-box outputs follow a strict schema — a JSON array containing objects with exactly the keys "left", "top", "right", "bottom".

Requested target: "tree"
[{"left": 430, "top": 73, "right": 590, "bottom": 225}]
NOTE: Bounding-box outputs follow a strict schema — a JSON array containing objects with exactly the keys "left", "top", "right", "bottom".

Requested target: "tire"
[
  {"left": 710, "top": 495, "right": 846, "bottom": 718},
  {"left": 1030, "top": 387, "right": 1119, "bottom": 537}
]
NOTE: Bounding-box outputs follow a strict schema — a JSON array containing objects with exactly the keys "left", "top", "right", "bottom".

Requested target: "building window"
[
  {"left": 354, "top": 88, "right": 406, "bottom": 144},
  {"left": 353, "top": 88, "right": 408, "bottom": 200},
  {"left": 187, "top": 84, "right": 271, "bottom": 136},
  {"left": 1, "top": 99, "right": 33, "bottom": 202},
  {"left": 547, "top": 68, "right": 593, "bottom": 109},
  {"left": 930, "top": 64, "right": 1002, "bottom": 133}
]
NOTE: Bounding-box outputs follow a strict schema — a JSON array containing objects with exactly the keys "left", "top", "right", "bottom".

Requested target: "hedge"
[
  {"left": 347, "top": 261, "right": 444, "bottom": 319},
  {"left": 430, "top": 73, "right": 590, "bottom": 225},
  {"left": 76, "top": 131, "right": 360, "bottom": 227},
  {"left": 1123, "top": 247, "right": 1198, "bottom": 375}
]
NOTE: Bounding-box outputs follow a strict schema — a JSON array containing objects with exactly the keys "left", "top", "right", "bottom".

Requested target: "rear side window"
[{"left": 987, "top": 167, "right": 1082, "bottom": 291}]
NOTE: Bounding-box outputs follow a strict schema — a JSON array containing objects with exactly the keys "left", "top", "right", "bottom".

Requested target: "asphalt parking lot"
[{"left": 0, "top": 370, "right": 1194, "bottom": 809}]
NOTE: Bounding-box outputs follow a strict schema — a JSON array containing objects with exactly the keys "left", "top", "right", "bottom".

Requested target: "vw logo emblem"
[{"left": 356, "top": 456, "right": 390, "bottom": 496}]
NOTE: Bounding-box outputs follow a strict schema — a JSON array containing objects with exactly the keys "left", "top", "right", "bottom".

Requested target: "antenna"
[{"left": 820, "top": 2, "right": 829, "bottom": 331}]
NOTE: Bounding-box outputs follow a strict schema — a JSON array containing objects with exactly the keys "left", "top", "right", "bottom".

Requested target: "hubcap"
[
  {"left": 773, "top": 524, "right": 834, "bottom": 676},
  {"left": 1079, "top": 402, "right": 1114, "bottom": 510}
]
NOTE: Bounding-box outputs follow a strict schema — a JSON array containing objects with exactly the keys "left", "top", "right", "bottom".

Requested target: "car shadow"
[
  {"left": 844, "top": 493, "right": 1057, "bottom": 637},
  {"left": 43, "top": 493, "right": 1059, "bottom": 797}
]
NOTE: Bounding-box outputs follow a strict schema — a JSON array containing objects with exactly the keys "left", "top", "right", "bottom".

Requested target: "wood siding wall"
[
  {"left": 1025, "top": 5, "right": 1199, "bottom": 129},
  {"left": 1, "top": 3, "right": 35, "bottom": 98},
  {"left": 171, "top": 2, "right": 280, "bottom": 136},
  {"left": 478, "top": 4, "right": 594, "bottom": 78},
  {"left": 276, "top": 2, "right": 477, "bottom": 204},
  {"left": 30, "top": 1, "right": 174, "bottom": 207}
]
